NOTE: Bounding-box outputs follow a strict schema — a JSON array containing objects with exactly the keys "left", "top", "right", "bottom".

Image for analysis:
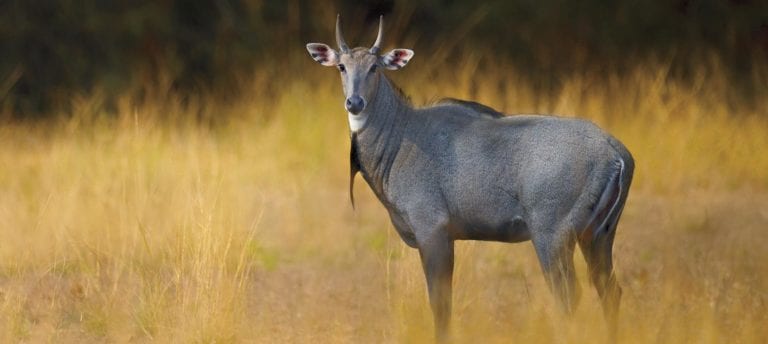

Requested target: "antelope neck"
[{"left": 349, "top": 75, "right": 410, "bottom": 205}]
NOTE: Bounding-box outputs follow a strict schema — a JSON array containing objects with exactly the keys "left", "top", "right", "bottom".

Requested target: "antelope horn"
[
  {"left": 370, "top": 15, "right": 384, "bottom": 54},
  {"left": 336, "top": 14, "right": 349, "bottom": 53}
]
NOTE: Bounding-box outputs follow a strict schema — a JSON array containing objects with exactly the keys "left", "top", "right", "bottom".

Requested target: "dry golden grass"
[{"left": 1, "top": 60, "right": 767, "bottom": 343}]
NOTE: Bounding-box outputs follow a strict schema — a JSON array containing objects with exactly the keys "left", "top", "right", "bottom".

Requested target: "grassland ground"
[{"left": 1, "top": 62, "right": 767, "bottom": 342}]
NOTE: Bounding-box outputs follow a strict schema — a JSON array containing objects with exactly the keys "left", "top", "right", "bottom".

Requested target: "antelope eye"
[
  {"left": 338, "top": 64, "right": 346, "bottom": 73},
  {"left": 369, "top": 64, "right": 378, "bottom": 73}
]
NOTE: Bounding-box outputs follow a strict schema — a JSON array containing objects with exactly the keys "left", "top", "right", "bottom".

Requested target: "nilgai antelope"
[{"left": 306, "top": 15, "right": 634, "bottom": 341}]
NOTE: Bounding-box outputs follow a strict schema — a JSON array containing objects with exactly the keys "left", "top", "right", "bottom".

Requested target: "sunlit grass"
[{"left": 0, "top": 59, "right": 766, "bottom": 342}]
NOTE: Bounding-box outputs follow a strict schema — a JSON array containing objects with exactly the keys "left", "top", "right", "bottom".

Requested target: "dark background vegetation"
[{"left": 1, "top": 0, "right": 767, "bottom": 118}]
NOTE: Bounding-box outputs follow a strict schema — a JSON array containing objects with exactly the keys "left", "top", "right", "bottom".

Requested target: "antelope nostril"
[{"left": 345, "top": 96, "right": 365, "bottom": 115}]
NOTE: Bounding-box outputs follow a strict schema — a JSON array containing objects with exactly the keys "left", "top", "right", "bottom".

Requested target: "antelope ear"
[
  {"left": 381, "top": 49, "right": 414, "bottom": 70},
  {"left": 306, "top": 43, "right": 339, "bottom": 66}
]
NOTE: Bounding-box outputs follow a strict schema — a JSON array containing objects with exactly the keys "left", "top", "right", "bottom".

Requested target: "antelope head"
[{"left": 306, "top": 15, "right": 414, "bottom": 119}]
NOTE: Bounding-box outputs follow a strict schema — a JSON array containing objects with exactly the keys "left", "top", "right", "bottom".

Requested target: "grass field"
[{"left": 1, "top": 60, "right": 767, "bottom": 343}]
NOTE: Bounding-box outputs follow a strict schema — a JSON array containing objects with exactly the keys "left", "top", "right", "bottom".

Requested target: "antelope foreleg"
[{"left": 418, "top": 235, "right": 454, "bottom": 343}]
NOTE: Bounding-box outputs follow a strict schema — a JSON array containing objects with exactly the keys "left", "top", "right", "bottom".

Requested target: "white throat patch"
[{"left": 348, "top": 112, "right": 368, "bottom": 132}]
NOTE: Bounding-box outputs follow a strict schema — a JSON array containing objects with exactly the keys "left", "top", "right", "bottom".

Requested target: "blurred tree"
[{"left": 0, "top": 0, "right": 765, "bottom": 118}]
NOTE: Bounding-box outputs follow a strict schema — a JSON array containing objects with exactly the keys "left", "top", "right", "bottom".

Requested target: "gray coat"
[{"left": 307, "top": 17, "right": 633, "bottom": 341}]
